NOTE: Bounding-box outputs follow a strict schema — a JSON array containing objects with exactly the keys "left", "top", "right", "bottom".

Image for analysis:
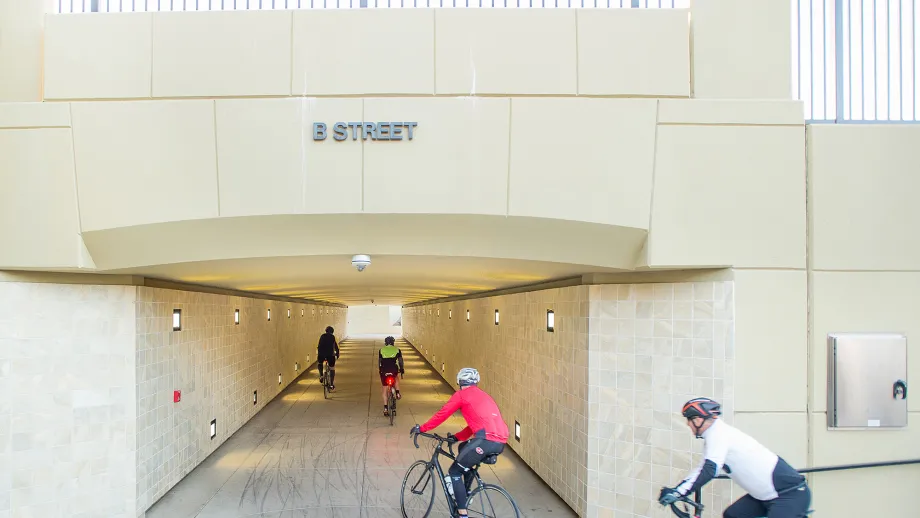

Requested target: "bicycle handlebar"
[
  {"left": 411, "top": 430, "right": 458, "bottom": 457},
  {"left": 669, "top": 495, "right": 704, "bottom": 518}
]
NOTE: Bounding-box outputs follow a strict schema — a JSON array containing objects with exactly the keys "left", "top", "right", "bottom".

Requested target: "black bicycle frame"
[{"left": 412, "top": 431, "right": 483, "bottom": 514}]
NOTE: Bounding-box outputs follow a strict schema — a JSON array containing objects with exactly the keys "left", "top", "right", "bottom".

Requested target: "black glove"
[
  {"left": 335, "top": 353, "right": 339, "bottom": 359},
  {"left": 658, "top": 487, "right": 681, "bottom": 506},
  {"left": 399, "top": 370, "right": 405, "bottom": 377}
]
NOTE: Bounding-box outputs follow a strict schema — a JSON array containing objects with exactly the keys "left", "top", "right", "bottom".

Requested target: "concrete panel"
[
  {"left": 363, "top": 97, "right": 509, "bottom": 215},
  {"left": 0, "top": 129, "right": 81, "bottom": 268},
  {"left": 44, "top": 13, "right": 152, "bottom": 100},
  {"left": 810, "top": 412, "right": 920, "bottom": 465},
  {"left": 435, "top": 9, "right": 576, "bottom": 95},
  {"left": 72, "top": 100, "right": 219, "bottom": 232},
  {"left": 216, "top": 98, "right": 363, "bottom": 216},
  {"left": 811, "top": 272, "right": 920, "bottom": 413},
  {"left": 733, "top": 412, "right": 807, "bottom": 468},
  {"left": 658, "top": 99, "right": 805, "bottom": 125},
  {"left": 292, "top": 9, "right": 434, "bottom": 95},
  {"left": 0, "top": 0, "right": 44, "bottom": 101},
  {"left": 691, "top": 0, "right": 792, "bottom": 99},
  {"left": 734, "top": 270, "right": 807, "bottom": 413},
  {"left": 0, "top": 102, "right": 70, "bottom": 128},
  {"left": 152, "top": 10, "right": 292, "bottom": 97},
  {"left": 649, "top": 125, "right": 806, "bottom": 268},
  {"left": 577, "top": 9, "right": 689, "bottom": 97},
  {"left": 808, "top": 125, "right": 920, "bottom": 271},
  {"left": 509, "top": 98, "right": 656, "bottom": 228}
]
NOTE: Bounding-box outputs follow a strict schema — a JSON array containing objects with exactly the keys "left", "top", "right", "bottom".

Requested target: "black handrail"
[{"left": 714, "top": 457, "right": 920, "bottom": 479}]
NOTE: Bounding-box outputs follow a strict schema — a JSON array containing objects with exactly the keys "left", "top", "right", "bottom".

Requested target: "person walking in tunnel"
[
  {"left": 411, "top": 368, "right": 509, "bottom": 518},
  {"left": 657, "top": 397, "right": 811, "bottom": 518},
  {"left": 316, "top": 326, "right": 340, "bottom": 392},
  {"left": 379, "top": 336, "right": 405, "bottom": 416}
]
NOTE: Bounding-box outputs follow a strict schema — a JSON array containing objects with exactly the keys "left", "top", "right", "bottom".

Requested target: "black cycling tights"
[
  {"left": 724, "top": 486, "right": 811, "bottom": 518},
  {"left": 448, "top": 438, "right": 504, "bottom": 511}
]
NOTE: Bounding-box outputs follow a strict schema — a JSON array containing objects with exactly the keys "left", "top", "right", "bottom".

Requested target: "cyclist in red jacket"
[{"left": 411, "top": 367, "right": 508, "bottom": 517}]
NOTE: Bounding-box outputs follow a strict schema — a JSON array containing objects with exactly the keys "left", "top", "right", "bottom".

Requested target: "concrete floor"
[{"left": 147, "top": 338, "right": 577, "bottom": 518}]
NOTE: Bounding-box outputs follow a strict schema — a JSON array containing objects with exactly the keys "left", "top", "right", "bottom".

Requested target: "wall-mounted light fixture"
[
  {"left": 278, "top": 373, "right": 282, "bottom": 385},
  {"left": 494, "top": 309, "right": 500, "bottom": 325},
  {"left": 267, "top": 309, "right": 272, "bottom": 321},
  {"left": 234, "top": 309, "right": 240, "bottom": 325},
  {"left": 302, "top": 309, "right": 304, "bottom": 317},
  {"left": 441, "top": 363, "right": 445, "bottom": 373},
  {"left": 173, "top": 309, "right": 182, "bottom": 331},
  {"left": 546, "top": 310, "right": 555, "bottom": 332},
  {"left": 295, "top": 362, "right": 299, "bottom": 372},
  {"left": 287, "top": 309, "right": 291, "bottom": 318},
  {"left": 437, "top": 309, "right": 440, "bottom": 317},
  {"left": 466, "top": 310, "right": 470, "bottom": 322},
  {"left": 253, "top": 390, "right": 258, "bottom": 405},
  {"left": 449, "top": 309, "right": 452, "bottom": 319},
  {"left": 210, "top": 419, "right": 217, "bottom": 439},
  {"left": 312, "top": 308, "right": 315, "bottom": 316},
  {"left": 515, "top": 421, "right": 521, "bottom": 442}
]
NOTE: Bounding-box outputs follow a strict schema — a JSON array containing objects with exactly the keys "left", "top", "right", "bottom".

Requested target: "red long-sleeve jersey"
[{"left": 419, "top": 386, "right": 509, "bottom": 443}]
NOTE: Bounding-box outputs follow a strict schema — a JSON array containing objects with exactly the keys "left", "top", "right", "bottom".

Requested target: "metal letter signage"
[{"left": 312, "top": 122, "right": 418, "bottom": 142}]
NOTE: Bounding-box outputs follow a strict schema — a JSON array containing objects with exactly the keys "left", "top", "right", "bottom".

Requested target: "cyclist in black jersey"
[{"left": 316, "top": 326, "right": 339, "bottom": 391}]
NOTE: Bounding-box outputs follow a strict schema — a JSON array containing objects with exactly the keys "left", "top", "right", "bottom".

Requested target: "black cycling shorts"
[{"left": 318, "top": 354, "right": 336, "bottom": 368}]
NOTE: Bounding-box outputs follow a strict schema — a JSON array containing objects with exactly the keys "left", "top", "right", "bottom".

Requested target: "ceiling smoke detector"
[{"left": 352, "top": 254, "right": 371, "bottom": 272}]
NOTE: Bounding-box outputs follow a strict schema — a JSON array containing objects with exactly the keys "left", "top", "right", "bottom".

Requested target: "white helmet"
[{"left": 457, "top": 367, "right": 480, "bottom": 387}]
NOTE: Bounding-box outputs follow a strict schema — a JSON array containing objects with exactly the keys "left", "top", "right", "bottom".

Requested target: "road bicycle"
[
  {"left": 383, "top": 372, "right": 399, "bottom": 425},
  {"left": 401, "top": 430, "right": 520, "bottom": 518},
  {"left": 319, "top": 359, "right": 333, "bottom": 399}
]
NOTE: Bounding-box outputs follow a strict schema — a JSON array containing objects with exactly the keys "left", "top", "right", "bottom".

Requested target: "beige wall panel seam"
[
  {"left": 505, "top": 99, "right": 513, "bottom": 216},
  {"left": 212, "top": 99, "right": 222, "bottom": 216},
  {"left": 805, "top": 124, "right": 815, "bottom": 470},
  {"left": 646, "top": 99, "right": 661, "bottom": 267}
]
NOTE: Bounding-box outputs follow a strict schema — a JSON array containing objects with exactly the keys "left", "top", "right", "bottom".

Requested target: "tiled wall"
[
  {"left": 403, "top": 286, "right": 590, "bottom": 516},
  {"left": 586, "top": 282, "right": 735, "bottom": 518},
  {"left": 135, "top": 287, "right": 346, "bottom": 514},
  {"left": 0, "top": 282, "right": 137, "bottom": 518}
]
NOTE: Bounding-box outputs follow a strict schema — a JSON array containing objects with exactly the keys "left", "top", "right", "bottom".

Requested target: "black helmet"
[
  {"left": 384, "top": 336, "right": 395, "bottom": 345},
  {"left": 681, "top": 397, "right": 721, "bottom": 420},
  {"left": 325, "top": 326, "right": 334, "bottom": 334}
]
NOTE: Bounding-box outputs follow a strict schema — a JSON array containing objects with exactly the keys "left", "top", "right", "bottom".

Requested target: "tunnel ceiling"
[{"left": 108, "top": 254, "right": 624, "bottom": 306}]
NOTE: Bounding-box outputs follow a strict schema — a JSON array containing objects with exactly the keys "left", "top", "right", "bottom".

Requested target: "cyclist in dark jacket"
[{"left": 317, "top": 326, "right": 339, "bottom": 391}]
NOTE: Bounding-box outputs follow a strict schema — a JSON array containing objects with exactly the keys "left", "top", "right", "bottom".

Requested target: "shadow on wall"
[{"left": 347, "top": 304, "right": 403, "bottom": 337}]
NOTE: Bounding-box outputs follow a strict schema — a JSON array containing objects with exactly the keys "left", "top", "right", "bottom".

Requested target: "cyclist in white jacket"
[{"left": 658, "top": 398, "right": 811, "bottom": 518}]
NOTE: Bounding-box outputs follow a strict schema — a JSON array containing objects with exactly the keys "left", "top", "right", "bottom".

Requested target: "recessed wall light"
[
  {"left": 210, "top": 419, "right": 217, "bottom": 439},
  {"left": 253, "top": 390, "right": 257, "bottom": 405},
  {"left": 173, "top": 309, "right": 182, "bottom": 331},
  {"left": 437, "top": 309, "right": 440, "bottom": 317},
  {"left": 449, "top": 309, "right": 452, "bottom": 319},
  {"left": 546, "top": 310, "right": 555, "bottom": 332},
  {"left": 302, "top": 309, "right": 304, "bottom": 317},
  {"left": 234, "top": 309, "right": 240, "bottom": 325},
  {"left": 441, "top": 362, "right": 445, "bottom": 373},
  {"left": 312, "top": 308, "right": 315, "bottom": 316},
  {"left": 267, "top": 309, "right": 272, "bottom": 321},
  {"left": 494, "top": 309, "right": 500, "bottom": 325},
  {"left": 278, "top": 373, "right": 282, "bottom": 385},
  {"left": 287, "top": 309, "right": 291, "bottom": 318},
  {"left": 295, "top": 362, "right": 299, "bottom": 372},
  {"left": 466, "top": 310, "right": 470, "bottom": 322},
  {"left": 515, "top": 421, "right": 521, "bottom": 442}
]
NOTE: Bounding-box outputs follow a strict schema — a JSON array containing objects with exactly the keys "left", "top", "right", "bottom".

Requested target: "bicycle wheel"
[
  {"left": 400, "top": 461, "right": 436, "bottom": 518},
  {"left": 389, "top": 392, "right": 396, "bottom": 426},
  {"left": 322, "top": 373, "right": 328, "bottom": 400},
  {"left": 466, "top": 484, "right": 520, "bottom": 518}
]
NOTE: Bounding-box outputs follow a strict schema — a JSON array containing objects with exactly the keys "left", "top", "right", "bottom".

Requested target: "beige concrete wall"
[
  {"left": 0, "top": 282, "right": 137, "bottom": 517},
  {"left": 0, "top": 1, "right": 49, "bottom": 101},
  {"left": 802, "top": 125, "right": 920, "bottom": 517},
  {"left": 135, "top": 287, "right": 346, "bottom": 513},
  {"left": 586, "top": 281, "right": 735, "bottom": 518},
  {"left": 403, "top": 286, "right": 590, "bottom": 516}
]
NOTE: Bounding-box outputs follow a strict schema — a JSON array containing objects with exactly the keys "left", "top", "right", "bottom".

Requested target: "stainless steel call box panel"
[{"left": 827, "top": 333, "right": 908, "bottom": 428}]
